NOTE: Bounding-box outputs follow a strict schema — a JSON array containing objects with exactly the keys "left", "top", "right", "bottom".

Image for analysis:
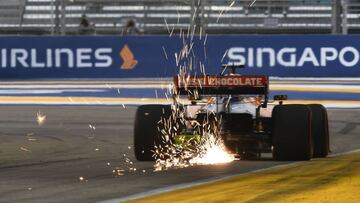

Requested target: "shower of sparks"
[
  {"left": 110, "top": 152, "right": 139, "bottom": 176},
  {"left": 189, "top": 133, "right": 235, "bottom": 165},
  {"left": 153, "top": 109, "right": 236, "bottom": 171},
  {"left": 36, "top": 111, "right": 46, "bottom": 126},
  {"left": 250, "top": 0, "right": 257, "bottom": 7},
  {"left": 151, "top": 1, "right": 238, "bottom": 171}
]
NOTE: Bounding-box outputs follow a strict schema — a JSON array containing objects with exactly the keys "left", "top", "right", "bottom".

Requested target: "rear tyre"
[
  {"left": 272, "top": 104, "right": 313, "bottom": 161},
  {"left": 134, "top": 105, "right": 172, "bottom": 161},
  {"left": 308, "top": 104, "right": 329, "bottom": 158}
]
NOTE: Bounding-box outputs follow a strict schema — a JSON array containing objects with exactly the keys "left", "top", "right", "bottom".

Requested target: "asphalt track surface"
[
  {"left": 0, "top": 106, "right": 359, "bottom": 203},
  {"left": 0, "top": 78, "right": 358, "bottom": 107}
]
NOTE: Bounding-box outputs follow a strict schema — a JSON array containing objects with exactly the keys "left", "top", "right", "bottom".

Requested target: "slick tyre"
[
  {"left": 272, "top": 104, "right": 313, "bottom": 161},
  {"left": 134, "top": 105, "right": 172, "bottom": 161},
  {"left": 308, "top": 104, "right": 329, "bottom": 158}
]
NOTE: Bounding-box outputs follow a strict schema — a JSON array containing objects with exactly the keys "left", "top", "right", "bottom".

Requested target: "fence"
[{"left": 0, "top": 0, "right": 359, "bottom": 35}]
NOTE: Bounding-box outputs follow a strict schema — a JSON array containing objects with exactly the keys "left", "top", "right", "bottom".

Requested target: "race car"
[{"left": 134, "top": 65, "right": 329, "bottom": 161}]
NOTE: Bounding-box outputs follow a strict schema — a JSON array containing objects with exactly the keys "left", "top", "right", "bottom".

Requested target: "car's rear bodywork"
[{"left": 134, "top": 66, "right": 329, "bottom": 161}]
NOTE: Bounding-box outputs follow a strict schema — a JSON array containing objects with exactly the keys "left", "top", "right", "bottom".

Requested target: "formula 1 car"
[{"left": 134, "top": 65, "right": 329, "bottom": 161}]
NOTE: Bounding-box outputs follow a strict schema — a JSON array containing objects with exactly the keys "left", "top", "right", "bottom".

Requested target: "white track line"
[{"left": 98, "top": 148, "right": 360, "bottom": 203}]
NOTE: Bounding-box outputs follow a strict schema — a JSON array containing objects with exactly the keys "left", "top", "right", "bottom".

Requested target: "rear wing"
[{"left": 174, "top": 75, "right": 269, "bottom": 96}]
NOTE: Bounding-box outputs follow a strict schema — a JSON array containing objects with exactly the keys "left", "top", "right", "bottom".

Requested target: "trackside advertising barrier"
[{"left": 0, "top": 35, "right": 359, "bottom": 78}]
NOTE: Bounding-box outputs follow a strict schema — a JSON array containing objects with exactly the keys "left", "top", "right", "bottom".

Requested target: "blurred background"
[
  {"left": 0, "top": 0, "right": 358, "bottom": 105},
  {"left": 0, "top": 0, "right": 357, "bottom": 36}
]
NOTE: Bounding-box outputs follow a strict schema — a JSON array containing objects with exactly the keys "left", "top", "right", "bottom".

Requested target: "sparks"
[
  {"left": 89, "top": 124, "right": 96, "bottom": 130},
  {"left": 189, "top": 133, "right": 235, "bottom": 165},
  {"left": 164, "top": 18, "right": 170, "bottom": 34},
  {"left": 153, "top": 4, "right": 236, "bottom": 171},
  {"left": 170, "top": 27, "right": 175, "bottom": 37},
  {"left": 36, "top": 111, "right": 46, "bottom": 126},
  {"left": 20, "top": 146, "right": 31, "bottom": 152},
  {"left": 153, "top": 110, "right": 235, "bottom": 171},
  {"left": 221, "top": 49, "right": 229, "bottom": 63},
  {"left": 216, "top": 1, "right": 236, "bottom": 23},
  {"left": 26, "top": 132, "right": 37, "bottom": 141},
  {"left": 162, "top": 46, "right": 169, "bottom": 60},
  {"left": 112, "top": 166, "right": 125, "bottom": 176},
  {"left": 250, "top": 0, "right": 257, "bottom": 7},
  {"left": 204, "top": 33, "right": 208, "bottom": 46}
]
